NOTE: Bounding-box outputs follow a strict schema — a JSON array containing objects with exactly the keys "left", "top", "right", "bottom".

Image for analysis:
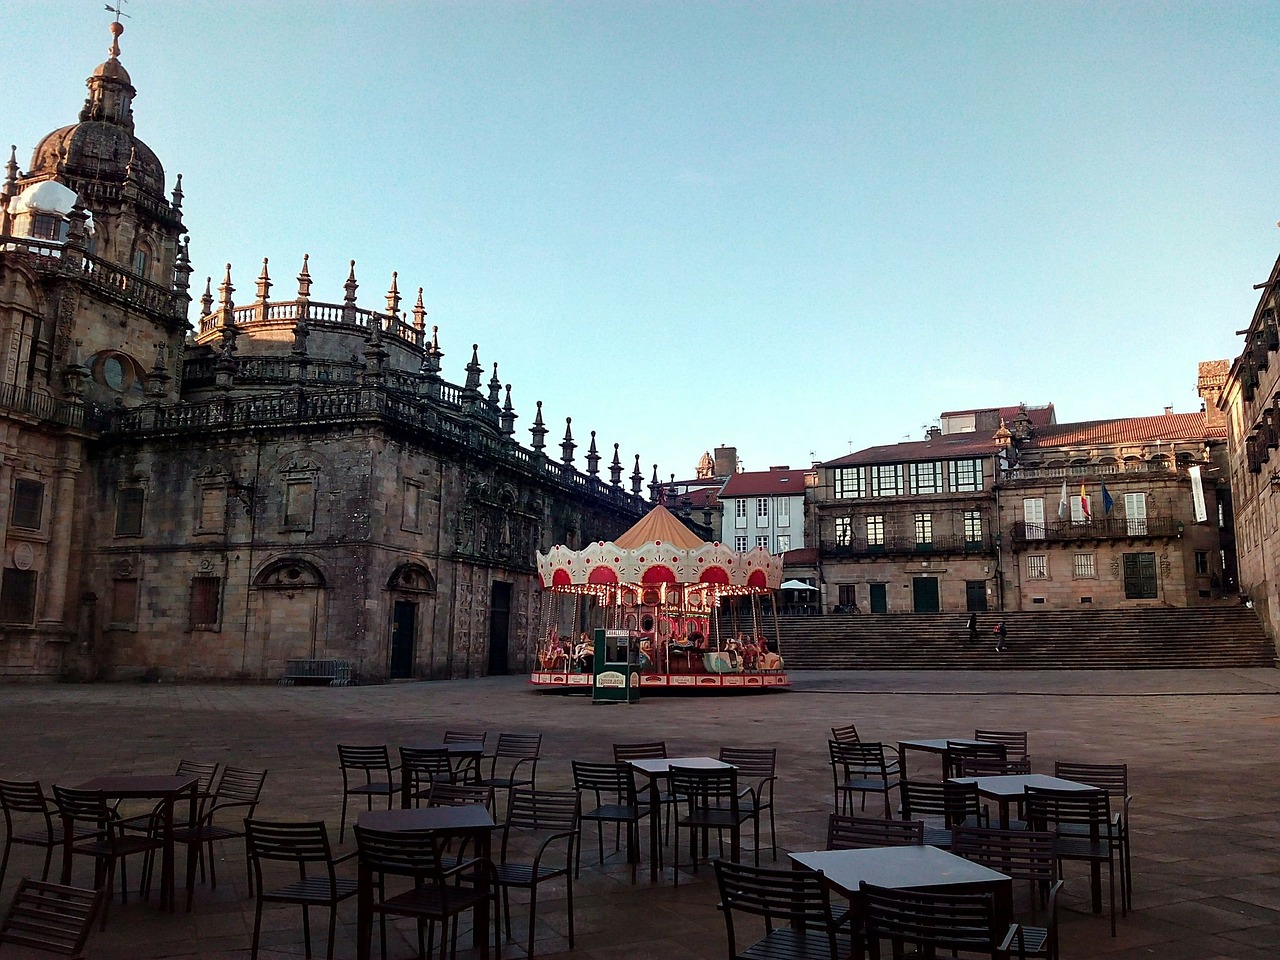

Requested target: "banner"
[{"left": 1189, "top": 465, "right": 1207, "bottom": 523}]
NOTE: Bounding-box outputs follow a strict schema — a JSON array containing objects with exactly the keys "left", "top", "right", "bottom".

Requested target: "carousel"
[{"left": 530, "top": 505, "right": 791, "bottom": 691}]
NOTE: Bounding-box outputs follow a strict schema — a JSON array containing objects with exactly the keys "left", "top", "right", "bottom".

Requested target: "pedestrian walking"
[
  {"left": 993, "top": 620, "right": 1008, "bottom": 653},
  {"left": 967, "top": 612, "right": 979, "bottom": 643}
]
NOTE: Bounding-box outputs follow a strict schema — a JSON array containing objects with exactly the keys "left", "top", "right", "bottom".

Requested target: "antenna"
[{"left": 105, "top": 1, "right": 131, "bottom": 22}]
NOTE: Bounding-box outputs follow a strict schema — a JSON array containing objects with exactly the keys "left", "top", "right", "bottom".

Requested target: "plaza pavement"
[{"left": 3, "top": 667, "right": 1280, "bottom": 959}]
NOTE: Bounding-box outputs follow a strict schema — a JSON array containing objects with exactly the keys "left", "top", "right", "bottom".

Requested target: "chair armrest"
[
  {"left": 530, "top": 829, "right": 577, "bottom": 868},
  {"left": 997, "top": 922, "right": 1026, "bottom": 958},
  {"left": 333, "top": 848, "right": 359, "bottom": 864}
]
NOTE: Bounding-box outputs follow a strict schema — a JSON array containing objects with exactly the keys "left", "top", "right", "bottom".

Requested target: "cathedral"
[{"left": 0, "top": 23, "right": 656, "bottom": 682}]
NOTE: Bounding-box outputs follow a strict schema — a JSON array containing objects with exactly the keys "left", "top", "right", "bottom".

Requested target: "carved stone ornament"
[
  {"left": 13, "top": 543, "right": 34, "bottom": 570},
  {"left": 114, "top": 558, "right": 134, "bottom": 578},
  {"left": 199, "top": 558, "right": 215, "bottom": 573}
]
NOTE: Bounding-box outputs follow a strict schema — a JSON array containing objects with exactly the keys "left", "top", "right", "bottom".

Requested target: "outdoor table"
[
  {"left": 62, "top": 774, "right": 198, "bottom": 912},
  {"left": 628, "top": 756, "right": 733, "bottom": 883},
  {"left": 398, "top": 742, "right": 487, "bottom": 808},
  {"left": 896, "top": 737, "right": 984, "bottom": 780},
  {"left": 948, "top": 773, "right": 1096, "bottom": 828},
  {"left": 790, "top": 844, "right": 1013, "bottom": 927},
  {"left": 356, "top": 805, "right": 497, "bottom": 960}
]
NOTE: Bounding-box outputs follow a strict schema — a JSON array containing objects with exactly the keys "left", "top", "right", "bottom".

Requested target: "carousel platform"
[{"left": 529, "top": 669, "right": 791, "bottom": 691}]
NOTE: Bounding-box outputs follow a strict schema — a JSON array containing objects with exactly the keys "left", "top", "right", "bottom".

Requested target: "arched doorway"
[
  {"left": 386, "top": 563, "right": 436, "bottom": 680},
  {"left": 252, "top": 558, "right": 326, "bottom": 680}
]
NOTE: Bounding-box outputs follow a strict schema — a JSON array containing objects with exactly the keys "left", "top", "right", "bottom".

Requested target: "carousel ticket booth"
[{"left": 531, "top": 505, "right": 791, "bottom": 693}]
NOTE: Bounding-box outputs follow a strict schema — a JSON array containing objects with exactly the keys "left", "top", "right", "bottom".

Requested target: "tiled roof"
[
  {"left": 720, "top": 468, "right": 808, "bottom": 498},
  {"left": 1023, "top": 412, "right": 1225, "bottom": 447},
  {"left": 674, "top": 486, "right": 720, "bottom": 508},
  {"left": 940, "top": 403, "right": 1056, "bottom": 427},
  {"left": 821, "top": 432, "right": 997, "bottom": 468},
  {"left": 781, "top": 547, "right": 818, "bottom": 565}
]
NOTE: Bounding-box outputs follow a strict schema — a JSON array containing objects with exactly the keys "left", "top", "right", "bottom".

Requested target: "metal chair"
[
  {"left": 492, "top": 788, "right": 578, "bottom": 959},
  {"left": 1054, "top": 761, "right": 1132, "bottom": 910},
  {"left": 668, "top": 765, "right": 751, "bottom": 886},
  {"left": 899, "top": 779, "right": 988, "bottom": 848},
  {"left": 959, "top": 756, "right": 1033, "bottom": 777},
  {"left": 0, "top": 879, "right": 104, "bottom": 958},
  {"left": 858, "top": 881, "right": 1022, "bottom": 960},
  {"left": 443, "top": 730, "right": 488, "bottom": 782},
  {"left": 974, "top": 729, "right": 1031, "bottom": 765},
  {"left": 944, "top": 740, "right": 1007, "bottom": 779},
  {"left": 829, "top": 740, "right": 899, "bottom": 818},
  {"left": 571, "top": 760, "right": 652, "bottom": 883},
  {"left": 476, "top": 734, "right": 542, "bottom": 815},
  {"left": 243, "top": 819, "right": 358, "bottom": 960},
  {"left": 826, "top": 814, "right": 923, "bottom": 851},
  {"left": 952, "top": 824, "right": 1058, "bottom": 911},
  {"left": 399, "top": 747, "right": 458, "bottom": 808},
  {"left": 830, "top": 723, "right": 861, "bottom": 743},
  {"left": 0, "top": 780, "right": 75, "bottom": 890},
  {"left": 718, "top": 746, "right": 777, "bottom": 863},
  {"left": 613, "top": 741, "right": 674, "bottom": 843},
  {"left": 354, "top": 824, "right": 498, "bottom": 960},
  {"left": 1024, "top": 785, "right": 1121, "bottom": 936},
  {"left": 171, "top": 765, "right": 267, "bottom": 904},
  {"left": 713, "top": 859, "right": 850, "bottom": 960},
  {"left": 337, "top": 745, "right": 400, "bottom": 841}
]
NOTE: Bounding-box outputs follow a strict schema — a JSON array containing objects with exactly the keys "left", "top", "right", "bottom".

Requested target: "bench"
[{"left": 279, "top": 658, "right": 356, "bottom": 687}]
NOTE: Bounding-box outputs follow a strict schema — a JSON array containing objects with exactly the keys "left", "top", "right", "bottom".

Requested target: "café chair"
[
  {"left": 424, "top": 782, "right": 494, "bottom": 811},
  {"left": 951, "top": 824, "right": 1058, "bottom": 911},
  {"left": 354, "top": 824, "right": 498, "bottom": 960},
  {"left": 899, "top": 779, "right": 988, "bottom": 849},
  {"left": 128, "top": 759, "right": 221, "bottom": 893},
  {"left": 1054, "top": 761, "right": 1132, "bottom": 910},
  {"left": 50, "top": 785, "right": 167, "bottom": 928},
  {"left": 0, "top": 779, "right": 93, "bottom": 890},
  {"left": 571, "top": 760, "right": 652, "bottom": 883},
  {"left": 492, "top": 788, "right": 579, "bottom": 959},
  {"left": 828, "top": 741, "right": 899, "bottom": 818},
  {"left": 959, "top": 757, "right": 1033, "bottom": 778},
  {"left": 337, "top": 746, "right": 400, "bottom": 841},
  {"left": 443, "top": 730, "right": 488, "bottom": 782},
  {"left": 975, "top": 729, "right": 1031, "bottom": 765},
  {"left": 668, "top": 766, "right": 751, "bottom": 886},
  {"left": 172, "top": 765, "right": 267, "bottom": 904},
  {"left": 713, "top": 859, "right": 851, "bottom": 960},
  {"left": 944, "top": 740, "right": 1007, "bottom": 780},
  {"left": 243, "top": 819, "right": 357, "bottom": 960},
  {"left": 612, "top": 741, "right": 674, "bottom": 843},
  {"left": 858, "top": 881, "right": 1021, "bottom": 960},
  {"left": 826, "top": 814, "right": 923, "bottom": 851},
  {"left": 830, "top": 723, "right": 861, "bottom": 743},
  {"left": 718, "top": 747, "right": 777, "bottom": 864},
  {"left": 1003, "top": 880, "right": 1065, "bottom": 960},
  {"left": 399, "top": 748, "right": 458, "bottom": 808},
  {"left": 0, "top": 878, "right": 104, "bottom": 958},
  {"left": 1024, "top": 786, "right": 1120, "bottom": 936},
  {"left": 476, "top": 734, "right": 543, "bottom": 815}
]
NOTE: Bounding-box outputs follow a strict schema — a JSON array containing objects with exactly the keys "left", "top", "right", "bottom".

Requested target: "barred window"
[
  {"left": 10, "top": 479, "right": 44, "bottom": 530},
  {"left": 1073, "top": 553, "right": 1096, "bottom": 579},
  {"left": 1027, "top": 555, "right": 1048, "bottom": 580},
  {"left": 0, "top": 569, "right": 37, "bottom": 623},
  {"left": 189, "top": 576, "right": 222, "bottom": 629}
]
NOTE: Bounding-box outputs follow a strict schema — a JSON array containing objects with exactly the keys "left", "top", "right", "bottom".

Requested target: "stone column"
[{"left": 39, "top": 471, "right": 78, "bottom": 624}]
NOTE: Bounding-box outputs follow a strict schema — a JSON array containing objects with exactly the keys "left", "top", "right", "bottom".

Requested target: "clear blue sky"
[{"left": 5, "top": 3, "right": 1278, "bottom": 479}]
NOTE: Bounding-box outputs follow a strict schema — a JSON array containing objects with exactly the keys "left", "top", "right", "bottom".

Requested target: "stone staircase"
[{"left": 775, "top": 606, "right": 1276, "bottom": 670}]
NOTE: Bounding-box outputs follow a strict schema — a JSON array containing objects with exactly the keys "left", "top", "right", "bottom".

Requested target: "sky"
[{"left": 4, "top": 2, "right": 1279, "bottom": 481}]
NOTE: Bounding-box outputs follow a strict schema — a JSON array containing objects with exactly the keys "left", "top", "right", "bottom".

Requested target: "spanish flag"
[{"left": 1079, "top": 483, "right": 1091, "bottom": 520}]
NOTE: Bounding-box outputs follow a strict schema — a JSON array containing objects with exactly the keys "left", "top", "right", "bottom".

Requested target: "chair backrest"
[
  {"left": 714, "top": 859, "right": 838, "bottom": 957},
  {"left": 338, "top": 744, "right": 393, "bottom": 772},
  {"left": 492, "top": 733, "right": 541, "bottom": 759},
  {"left": 0, "top": 879, "right": 104, "bottom": 958},
  {"left": 400, "top": 747, "right": 453, "bottom": 782},
  {"left": 951, "top": 824, "right": 1057, "bottom": 884},
  {"left": 668, "top": 766, "right": 739, "bottom": 809},
  {"left": 212, "top": 766, "right": 268, "bottom": 808},
  {"left": 944, "top": 741, "right": 1006, "bottom": 778},
  {"left": 49, "top": 786, "right": 113, "bottom": 828},
  {"left": 717, "top": 746, "right": 776, "bottom": 781},
  {"left": 503, "top": 788, "right": 578, "bottom": 833},
  {"left": 829, "top": 739, "right": 890, "bottom": 776},
  {"left": 0, "top": 779, "right": 51, "bottom": 822},
  {"left": 830, "top": 723, "right": 861, "bottom": 743},
  {"left": 826, "top": 814, "right": 923, "bottom": 850},
  {"left": 900, "top": 780, "right": 983, "bottom": 826},
  {"left": 244, "top": 819, "right": 335, "bottom": 866},
  {"left": 175, "top": 759, "right": 220, "bottom": 796},
  {"left": 973, "top": 729, "right": 1029, "bottom": 761},
  {"left": 1024, "top": 786, "right": 1111, "bottom": 837},
  {"left": 353, "top": 825, "right": 448, "bottom": 880},
  {"left": 1054, "top": 761, "right": 1128, "bottom": 798},
  {"left": 425, "top": 783, "right": 493, "bottom": 810},
  {"left": 443, "top": 730, "right": 487, "bottom": 748},
  {"left": 859, "top": 881, "right": 1004, "bottom": 956},
  {"left": 571, "top": 760, "right": 639, "bottom": 804},
  {"left": 958, "top": 756, "right": 1032, "bottom": 777},
  {"left": 612, "top": 741, "right": 667, "bottom": 762}
]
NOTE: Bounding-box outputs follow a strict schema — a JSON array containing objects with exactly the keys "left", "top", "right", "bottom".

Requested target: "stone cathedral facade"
[{"left": 0, "top": 25, "right": 655, "bottom": 682}]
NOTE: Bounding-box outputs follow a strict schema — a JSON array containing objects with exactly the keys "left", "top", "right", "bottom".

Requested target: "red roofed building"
[
  {"left": 719, "top": 466, "right": 813, "bottom": 556},
  {"left": 806, "top": 393, "right": 1233, "bottom": 616}
]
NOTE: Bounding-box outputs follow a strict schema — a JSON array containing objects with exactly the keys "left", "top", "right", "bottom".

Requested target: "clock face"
[{"left": 103, "top": 356, "right": 127, "bottom": 390}]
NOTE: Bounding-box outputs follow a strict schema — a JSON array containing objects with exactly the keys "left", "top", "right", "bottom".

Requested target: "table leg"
[
  {"left": 60, "top": 813, "right": 73, "bottom": 884},
  {"left": 647, "top": 775, "right": 660, "bottom": 883},
  {"left": 474, "top": 827, "right": 491, "bottom": 959},
  {"left": 897, "top": 743, "right": 911, "bottom": 781},
  {"left": 160, "top": 794, "right": 175, "bottom": 912},
  {"left": 184, "top": 786, "right": 198, "bottom": 911},
  {"left": 1091, "top": 862, "right": 1102, "bottom": 912},
  {"left": 357, "top": 862, "right": 372, "bottom": 960}
]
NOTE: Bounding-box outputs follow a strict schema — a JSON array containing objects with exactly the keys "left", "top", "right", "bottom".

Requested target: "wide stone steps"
[{"left": 775, "top": 606, "right": 1275, "bottom": 670}]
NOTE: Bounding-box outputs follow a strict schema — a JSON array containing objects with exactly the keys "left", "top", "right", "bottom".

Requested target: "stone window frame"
[
  {"left": 10, "top": 476, "right": 46, "bottom": 533},
  {"left": 280, "top": 472, "right": 317, "bottom": 533},
  {"left": 114, "top": 484, "right": 146, "bottom": 538},
  {"left": 401, "top": 479, "right": 425, "bottom": 534},
  {"left": 188, "top": 575, "right": 222, "bottom": 631},
  {"left": 110, "top": 577, "right": 140, "bottom": 629},
  {"left": 0, "top": 568, "right": 38, "bottom": 624},
  {"left": 195, "top": 483, "right": 228, "bottom": 536}
]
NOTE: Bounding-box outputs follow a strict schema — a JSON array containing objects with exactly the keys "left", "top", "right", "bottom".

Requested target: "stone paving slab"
[{"left": 1, "top": 669, "right": 1278, "bottom": 959}]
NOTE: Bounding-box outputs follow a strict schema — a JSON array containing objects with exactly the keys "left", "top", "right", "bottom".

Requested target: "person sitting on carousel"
[
  {"left": 638, "top": 635, "right": 656, "bottom": 670},
  {"left": 758, "top": 639, "right": 784, "bottom": 671},
  {"left": 572, "top": 631, "right": 594, "bottom": 671},
  {"left": 738, "top": 633, "right": 759, "bottom": 671}
]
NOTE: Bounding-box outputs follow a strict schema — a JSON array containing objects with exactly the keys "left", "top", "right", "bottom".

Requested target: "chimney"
[
  {"left": 1197, "top": 359, "right": 1229, "bottom": 429},
  {"left": 713, "top": 445, "right": 738, "bottom": 478}
]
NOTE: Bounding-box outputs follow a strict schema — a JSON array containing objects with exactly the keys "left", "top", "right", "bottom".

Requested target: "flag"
[
  {"left": 1101, "top": 480, "right": 1115, "bottom": 515},
  {"left": 1057, "top": 479, "right": 1069, "bottom": 519},
  {"left": 1079, "top": 483, "right": 1091, "bottom": 521}
]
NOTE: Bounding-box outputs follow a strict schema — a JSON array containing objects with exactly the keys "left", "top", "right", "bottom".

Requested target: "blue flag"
[{"left": 1101, "top": 480, "right": 1115, "bottom": 515}]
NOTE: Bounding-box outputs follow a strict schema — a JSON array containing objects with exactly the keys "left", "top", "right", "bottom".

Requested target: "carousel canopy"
[{"left": 537, "top": 505, "right": 783, "bottom": 593}]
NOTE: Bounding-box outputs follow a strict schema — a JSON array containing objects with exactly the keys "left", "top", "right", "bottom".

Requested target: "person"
[
  {"left": 573, "top": 632, "right": 594, "bottom": 670},
  {"left": 967, "top": 612, "right": 979, "bottom": 644},
  {"left": 993, "top": 620, "right": 1007, "bottom": 653}
]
